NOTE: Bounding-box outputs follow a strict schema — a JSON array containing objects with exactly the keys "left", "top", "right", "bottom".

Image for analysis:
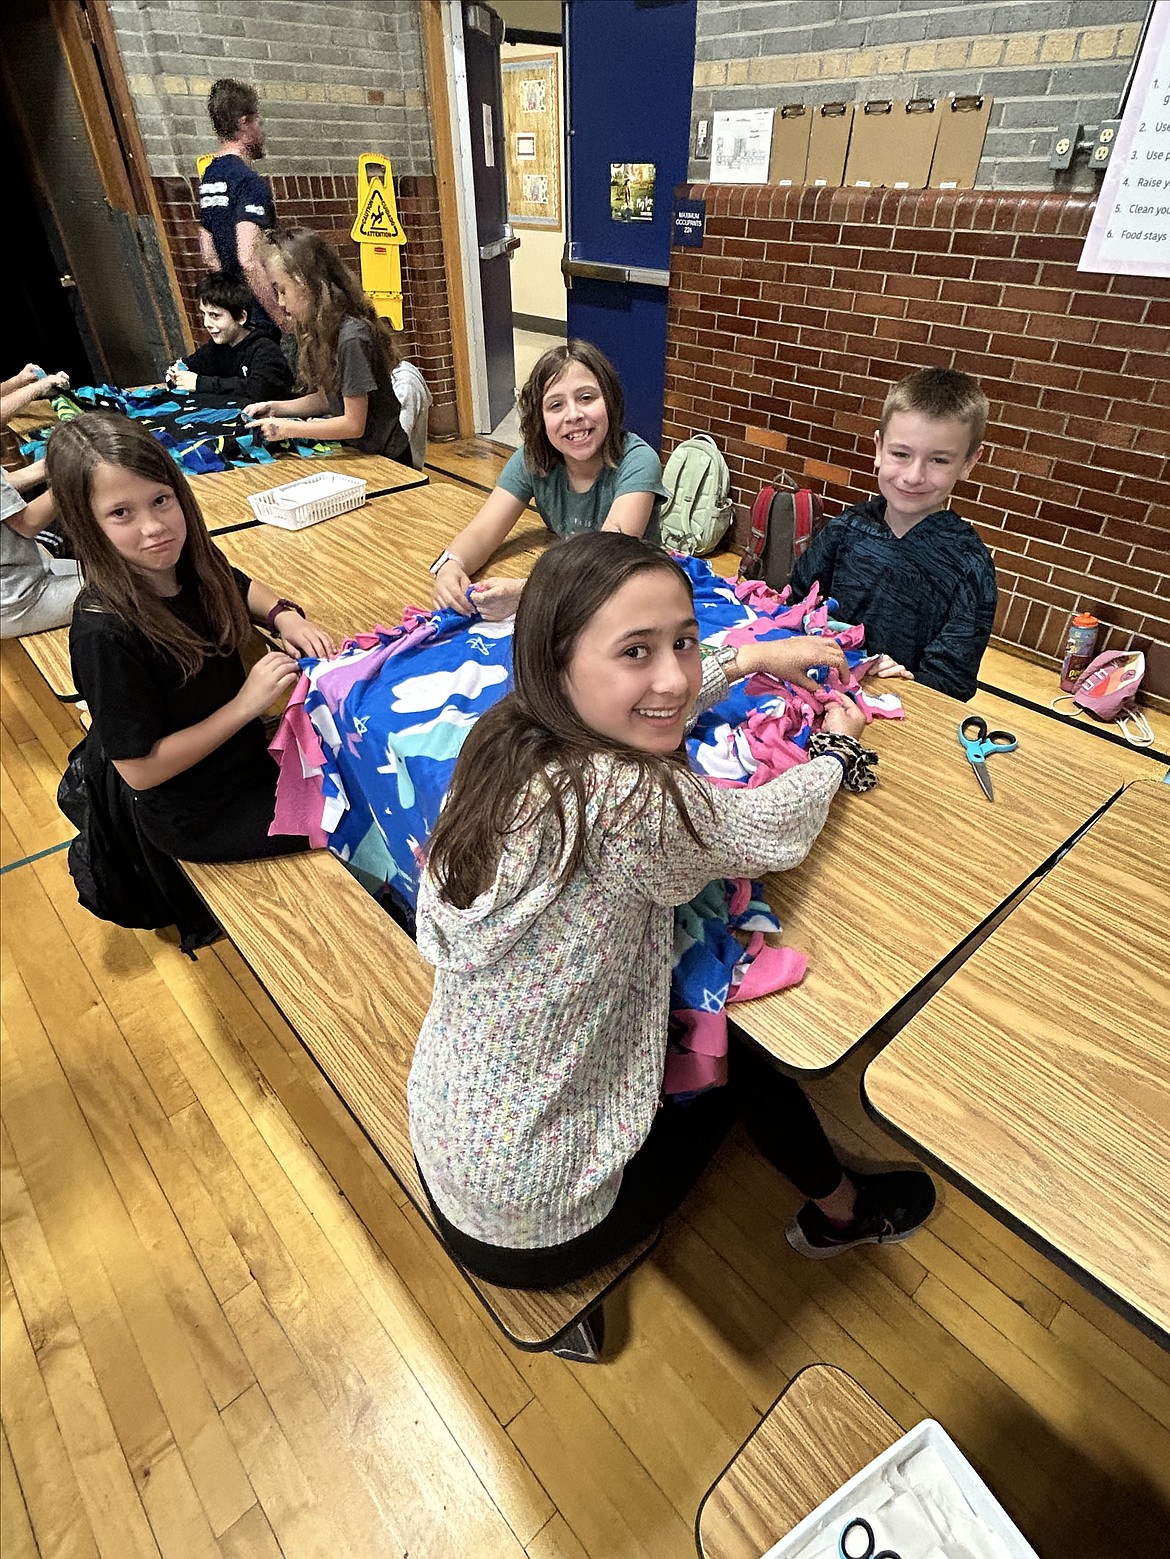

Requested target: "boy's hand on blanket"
[
  {"left": 468, "top": 577, "right": 523, "bottom": 621},
  {"left": 869, "top": 653, "right": 913, "bottom": 681},
  {"left": 279, "top": 614, "right": 335, "bottom": 660},
  {"left": 235, "top": 650, "right": 302, "bottom": 719},
  {"left": 168, "top": 369, "right": 197, "bottom": 392},
  {"left": 731, "top": 634, "right": 849, "bottom": 692}
]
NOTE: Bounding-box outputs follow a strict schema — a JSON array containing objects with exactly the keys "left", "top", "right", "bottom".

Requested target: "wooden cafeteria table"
[
  {"left": 187, "top": 451, "right": 427, "bottom": 532},
  {"left": 863, "top": 779, "right": 1170, "bottom": 1343},
  {"left": 217, "top": 507, "right": 1160, "bottom": 1083},
  {"left": 730, "top": 678, "right": 1161, "bottom": 1074},
  {"left": 696, "top": 1366, "right": 901, "bottom": 1559},
  {"left": 216, "top": 482, "right": 550, "bottom": 632}
]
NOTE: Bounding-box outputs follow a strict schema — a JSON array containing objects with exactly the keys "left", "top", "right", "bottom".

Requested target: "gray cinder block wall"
[
  {"left": 691, "top": 0, "right": 1151, "bottom": 187},
  {"left": 107, "top": 0, "right": 434, "bottom": 179}
]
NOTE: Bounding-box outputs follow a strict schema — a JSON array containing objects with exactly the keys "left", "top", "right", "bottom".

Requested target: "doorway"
[
  {"left": 430, "top": 0, "right": 567, "bottom": 444},
  {"left": 492, "top": 15, "right": 567, "bottom": 446}
]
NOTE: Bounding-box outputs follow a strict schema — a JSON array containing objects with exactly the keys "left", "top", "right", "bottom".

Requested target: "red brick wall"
[
  {"left": 665, "top": 184, "right": 1170, "bottom": 694},
  {"left": 154, "top": 173, "right": 457, "bottom": 437}
]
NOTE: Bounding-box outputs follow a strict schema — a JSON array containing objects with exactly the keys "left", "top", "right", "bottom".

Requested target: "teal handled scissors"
[{"left": 958, "top": 714, "right": 1018, "bottom": 802}]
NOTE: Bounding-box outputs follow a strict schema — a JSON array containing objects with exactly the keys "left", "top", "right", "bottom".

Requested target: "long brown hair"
[
  {"left": 426, "top": 531, "right": 710, "bottom": 909},
  {"left": 261, "top": 227, "right": 400, "bottom": 397},
  {"left": 517, "top": 339, "right": 627, "bottom": 477},
  {"left": 45, "top": 411, "right": 252, "bottom": 681}
]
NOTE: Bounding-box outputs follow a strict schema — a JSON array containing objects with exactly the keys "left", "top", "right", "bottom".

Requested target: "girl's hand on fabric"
[
  {"left": 468, "top": 577, "right": 523, "bottom": 621},
  {"left": 751, "top": 634, "right": 849, "bottom": 692},
  {"left": 242, "top": 400, "right": 274, "bottom": 420},
  {"left": 18, "top": 363, "right": 42, "bottom": 386},
  {"left": 871, "top": 653, "right": 913, "bottom": 680},
  {"left": 821, "top": 699, "right": 867, "bottom": 740},
  {"left": 169, "top": 369, "right": 197, "bottom": 392},
  {"left": 236, "top": 650, "right": 301, "bottom": 719},
  {"left": 278, "top": 614, "right": 335, "bottom": 660},
  {"left": 249, "top": 416, "right": 294, "bottom": 443},
  {"left": 432, "top": 558, "right": 474, "bottom": 617},
  {"left": 43, "top": 369, "right": 70, "bottom": 391}
]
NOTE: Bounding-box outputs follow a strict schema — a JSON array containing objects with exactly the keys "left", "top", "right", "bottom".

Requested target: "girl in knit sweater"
[{"left": 407, "top": 531, "right": 934, "bottom": 1291}]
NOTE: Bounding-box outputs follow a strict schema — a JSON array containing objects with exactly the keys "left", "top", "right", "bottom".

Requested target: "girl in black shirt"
[{"left": 47, "top": 411, "right": 335, "bottom": 863}]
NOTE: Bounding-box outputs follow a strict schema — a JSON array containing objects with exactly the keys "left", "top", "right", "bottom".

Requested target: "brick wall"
[
  {"left": 664, "top": 184, "right": 1170, "bottom": 692},
  {"left": 154, "top": 170, "right": 457, "bottom": 436},
  {"left": 692, "top": 0, "right": 1149, "bottom": 189}
]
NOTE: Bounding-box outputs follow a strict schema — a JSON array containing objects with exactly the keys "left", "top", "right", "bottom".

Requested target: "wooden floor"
[{"left": 2, "top": 440, "right": 1169, "bottom": 1558}]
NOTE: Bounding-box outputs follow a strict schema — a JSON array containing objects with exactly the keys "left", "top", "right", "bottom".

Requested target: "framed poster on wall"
[{"left": 502, "top": 52, "right": 561, "bottom": 230}]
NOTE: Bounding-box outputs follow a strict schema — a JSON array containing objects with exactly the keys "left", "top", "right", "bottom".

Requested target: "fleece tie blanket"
[
  {"left": 268, "top": 555, "right": 904, "bottom": 1096},
  {"left": 20, "top": 387, "right": 341, "bottom": 476}
]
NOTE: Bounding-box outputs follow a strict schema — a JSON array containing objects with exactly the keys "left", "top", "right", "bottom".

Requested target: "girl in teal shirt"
[{"left": 430, "top": 340, "right": 666, "bottom": 620}]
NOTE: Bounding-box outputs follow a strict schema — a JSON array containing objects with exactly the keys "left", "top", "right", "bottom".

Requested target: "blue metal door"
[{"left": 564, "top": 0, "right": 697, "bottom": 452}]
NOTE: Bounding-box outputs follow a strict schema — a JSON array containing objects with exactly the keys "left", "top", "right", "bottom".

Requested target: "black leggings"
[
  {"left": 140, "top": 768, "right": 310, "bottom": 864},
  {"left": 422, "top": 1038, "right": 844, "bottom": 1290}
]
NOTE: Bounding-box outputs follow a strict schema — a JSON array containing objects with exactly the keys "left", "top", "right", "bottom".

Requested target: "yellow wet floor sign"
[{"left": 351, "top": 154, "right": 406, "bottom": 330}]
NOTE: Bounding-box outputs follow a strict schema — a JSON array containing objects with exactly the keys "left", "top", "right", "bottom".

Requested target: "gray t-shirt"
[
  {"left": 1, "top": 472, "right": 46, "bottom": 614},
  {"left": 497, "top": 432, "right": 667, "bottom": 542},
  {"left": 325, "top": 316, "right": 410, "bottom": 463}
]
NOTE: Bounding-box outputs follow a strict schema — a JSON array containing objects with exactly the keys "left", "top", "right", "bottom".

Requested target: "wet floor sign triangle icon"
[{"left": 352, "top": 184, "right": 404, "bottom": 244}]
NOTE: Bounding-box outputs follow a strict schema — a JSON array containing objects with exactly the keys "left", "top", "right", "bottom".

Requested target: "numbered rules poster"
[{"left": 1080, "top": 4, "right": 1170, "bottom": 276}]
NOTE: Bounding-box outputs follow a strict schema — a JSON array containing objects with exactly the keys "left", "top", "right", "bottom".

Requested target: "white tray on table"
[
  {"left": 760, "top": 1418, "right": 1038, "bottom": 1559},
  {"left": 247, "top": 471, "right": 366, "bottom": 529}
]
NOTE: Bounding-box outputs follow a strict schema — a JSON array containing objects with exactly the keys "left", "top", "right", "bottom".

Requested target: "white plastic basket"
[
  {"left": 760, "top": 1419, "right": 1039, "bottom": 1559},
  {"left": 247, "top": 471, "right": 366, "bottom": 530}
]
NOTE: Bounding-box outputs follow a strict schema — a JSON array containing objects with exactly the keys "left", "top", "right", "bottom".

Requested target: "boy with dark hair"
[
  {"left": 790, "top": 366, "right": 997, "bottom": 701},
  {"left": 166, "top": 274, "right": 293, "bottom": 403},
  {"left": 199, "top": 78, "right": 280, "bottom": 333}
]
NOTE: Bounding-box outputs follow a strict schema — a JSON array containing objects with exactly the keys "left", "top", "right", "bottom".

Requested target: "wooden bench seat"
[
  {"left": 183, "top": 848, "right": 657, "bottom": 1354},
  {"left": 20, "top": 626, "right": 77, "bottom": 702},
  {"left": 696, "top": 1365, "right": 901, "bottom": 1558}
]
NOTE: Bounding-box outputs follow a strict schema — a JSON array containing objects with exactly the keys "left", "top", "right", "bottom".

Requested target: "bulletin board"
[{"left": 502, "top": 53, "right": 561, "bottom": 230}]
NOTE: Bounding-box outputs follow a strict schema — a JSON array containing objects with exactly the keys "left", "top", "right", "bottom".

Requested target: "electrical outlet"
[
  {"left": 1049, "top": 124, "right": 1082, "bottom": 171},
  {"left": 1091, "top": 119, "right": 1121, "bottom": 170}
]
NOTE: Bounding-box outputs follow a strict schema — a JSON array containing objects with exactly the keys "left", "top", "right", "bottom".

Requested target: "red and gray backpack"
[{"left": 738, "top": 470, "right": 827, "bottom": 590}]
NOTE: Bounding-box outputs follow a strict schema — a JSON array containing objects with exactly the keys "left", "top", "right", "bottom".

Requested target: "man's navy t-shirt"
[{"left": 198, "top": 153, "right": 277, "bottom": 330}]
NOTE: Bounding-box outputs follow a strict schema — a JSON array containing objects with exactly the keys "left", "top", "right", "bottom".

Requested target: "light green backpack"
[{"left": 658, "top": 434, "right": 734, "bottom": 555}]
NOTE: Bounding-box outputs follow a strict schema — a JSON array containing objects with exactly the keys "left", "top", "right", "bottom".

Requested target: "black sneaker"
[{"left": 785, "top": 1168, "right": 936, "bottom": 1259}]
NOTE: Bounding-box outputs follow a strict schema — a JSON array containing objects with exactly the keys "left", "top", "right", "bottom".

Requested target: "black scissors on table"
[
  {"left": 840, "top": 1516, "right": 901, "bottom": 1559},
  {"left": 957, "top": 714, "right": 1018, "bottom": 803}
]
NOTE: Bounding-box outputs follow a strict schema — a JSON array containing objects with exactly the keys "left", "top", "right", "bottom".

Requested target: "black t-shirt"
[{"left": 69, "top": 566, "right": 273, "bottom": 828}]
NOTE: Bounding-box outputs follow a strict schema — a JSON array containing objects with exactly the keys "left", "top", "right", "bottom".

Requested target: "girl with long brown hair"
[
  {"left": 429, "top": 339, "right": 667, "bottom": 621},
  {"left": 408, "top": 530, "right": 935, "bottom": 1303},
  {"left": 47, "top": 411, "right": 335, "bottom": 864},
  {"left": 242, "top": 227, "right": 412, "bottom": 465}
]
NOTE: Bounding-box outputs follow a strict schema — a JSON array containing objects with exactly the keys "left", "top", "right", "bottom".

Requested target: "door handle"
[
  {"left": 561, "top": 258, "right": 670, "bottom": 287},
  {"left": 479, "top": 235, "right": 521, "bottom": 261}
]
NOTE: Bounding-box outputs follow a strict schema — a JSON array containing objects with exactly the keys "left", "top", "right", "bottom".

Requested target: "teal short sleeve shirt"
[{"left": 497, "top": 433, "right": 666, "bottom": 544}]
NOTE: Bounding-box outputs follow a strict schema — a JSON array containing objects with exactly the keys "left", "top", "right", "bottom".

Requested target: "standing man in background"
[{"left": 199, "top": 79, "right": 282, "bottom": 336}]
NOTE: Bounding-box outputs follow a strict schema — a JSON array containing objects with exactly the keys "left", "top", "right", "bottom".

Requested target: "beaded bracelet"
[{"left": 808, "top": 729, "right": 880, "bottom": 792}]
